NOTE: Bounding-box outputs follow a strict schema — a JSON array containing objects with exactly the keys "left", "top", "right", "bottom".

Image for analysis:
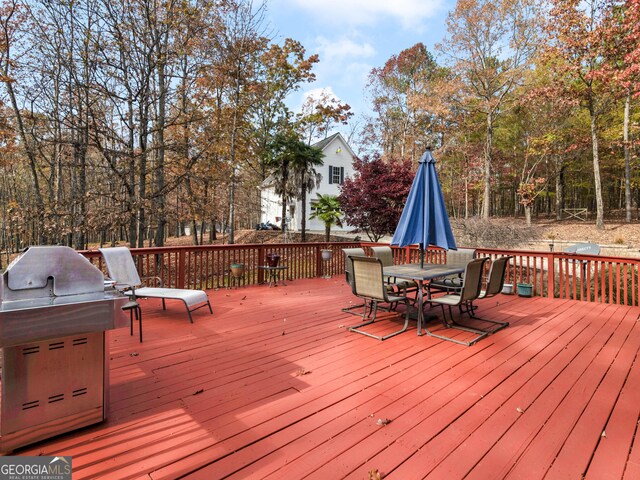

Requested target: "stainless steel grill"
[{"left": 0, "top": 246, "right": 128, "bottom": 453}]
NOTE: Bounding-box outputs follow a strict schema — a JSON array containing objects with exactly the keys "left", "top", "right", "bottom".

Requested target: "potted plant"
[
  {"left": 517, "top": 282, "right": 533, "bottom": 297},
  {"left": 321, "top": 248, "right": 333, "bottom": 261},
  {"left": 266, "top": 252, "right": 280, "bottom": 267},
  {"left": 230, "top": 263, "right": 245, "bottom": 278}
]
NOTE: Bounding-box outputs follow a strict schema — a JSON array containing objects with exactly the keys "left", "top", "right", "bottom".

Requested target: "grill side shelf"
[{"left": 0, "top": 296, "right": 128, "bottom": 348}]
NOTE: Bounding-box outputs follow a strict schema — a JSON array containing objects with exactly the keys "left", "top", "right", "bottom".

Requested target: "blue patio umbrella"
[{"left": 391, "top": 148, "right": 457, "bottom": 267}]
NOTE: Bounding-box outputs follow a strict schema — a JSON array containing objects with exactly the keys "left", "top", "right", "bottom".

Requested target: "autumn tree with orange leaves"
[
  {"left": 544, "top": 0, "right": 618, "bottom": 230},
  {"left": 363, "top": 43, "right": 443, "bottom": 161},
  {"left": 596, "top": 0, "right": 640, "bottom": 222},
  {"left": 438, "top": 0, "right": 540, "bottom": 220}
]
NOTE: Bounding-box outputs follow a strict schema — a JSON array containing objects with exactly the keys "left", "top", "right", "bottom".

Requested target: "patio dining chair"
[
  {"left": 347, "top": 256, "right": 411, "bottom": 341},
  {"left": 100, "top": 247, "right": 213, "bottom": 341},
  {"left": 464, "top": 255, "right": 514, "bottom": 326},
  {"left": 342, "top": 247, "right": 367, "bottom": 315},
  {"left": 428, "top": 257, "right": 504, "bottom": 346},
  {"left": 370, "top": 246, "right": 419, "bottom": 298},
  {"left": 343, "top": 247, "right": 366, "bottom": 286},
  {"left": 429, "top": 247, "right": 477, "bottom": 293},
  {"left": 478, "top": 256, "right": 513, "bottom": 300}
]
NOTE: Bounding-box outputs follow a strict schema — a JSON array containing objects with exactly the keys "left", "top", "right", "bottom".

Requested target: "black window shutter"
[
  {"left": 328, "top": 165, "right": 333, "bottom": 184},
  {"left": 340, "top": 167, "right": 344, "bottom": 184}
]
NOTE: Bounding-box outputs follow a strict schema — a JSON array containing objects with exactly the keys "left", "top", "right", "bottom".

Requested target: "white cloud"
[
  {"left": 306, "top": 37, "right": 375, "bottom": 115},
  {"left": 285, "top": 0, "right": 445, "bottom": 30},
  {"left": 315, "top": 36, "right": 376, "bottom": 64},
  {"left": 310, "top": 36, "right": 375, "bottom": 90}
]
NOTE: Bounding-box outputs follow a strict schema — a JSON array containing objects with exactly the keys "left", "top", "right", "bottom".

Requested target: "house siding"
[{"left": 259, "top": 133, "right": 356, "bottom": 232}]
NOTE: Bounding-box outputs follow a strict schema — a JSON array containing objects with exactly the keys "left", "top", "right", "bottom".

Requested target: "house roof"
[
  {"left": 312, "top": 132, "right": 341, "bottom": 151},
  {"left": 260, "top": 172, "right": 277, "bottom": 188},
  {"left": 259, "top": 132, "right": 355, "bottom": 189},
  {"left": 313, "top": 132, "right": 357, "bottom": 159}
]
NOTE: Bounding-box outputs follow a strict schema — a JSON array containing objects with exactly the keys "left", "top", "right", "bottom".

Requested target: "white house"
[{"left": 259, "top": 132, "right": 356, "bottom": 232}]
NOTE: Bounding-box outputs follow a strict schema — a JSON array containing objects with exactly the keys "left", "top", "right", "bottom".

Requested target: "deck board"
[{"left": 12, "top": 276, "right": 640, "bottom": 480}]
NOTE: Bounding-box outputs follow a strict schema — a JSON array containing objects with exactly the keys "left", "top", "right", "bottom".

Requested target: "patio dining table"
[{"left": 383, "top": 263, "right": 465, "bottom": 338}]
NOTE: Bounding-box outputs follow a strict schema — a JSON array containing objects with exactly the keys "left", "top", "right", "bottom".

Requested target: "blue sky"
[{"left": 265, "top": 0, "right": 456, "bottom": 122}]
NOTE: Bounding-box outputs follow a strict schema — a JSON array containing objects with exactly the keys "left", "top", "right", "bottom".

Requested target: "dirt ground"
[
  {"left": 165, "top": 218, "right": 640, "bottom": 258},
  {"left": 165, "top": 229, "right": 351, "bottom": 246},
  {"left": 503, "top": 218, "right": 640, "bottom": 257}
]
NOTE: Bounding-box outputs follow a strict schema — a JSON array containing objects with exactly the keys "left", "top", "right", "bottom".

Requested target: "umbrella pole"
[{"left": 420, "top": 243, "right": 424, "bottom": 268}]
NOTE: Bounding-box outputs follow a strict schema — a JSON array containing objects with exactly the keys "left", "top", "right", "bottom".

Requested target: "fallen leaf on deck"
[
  {"left": 516, "top": 407, "right": 524, "bottom": 413},
  {"left": 369, "top": 468, "right": 383, "bottom": 479},
  {"left": 295, "top": 369, "right": 311, "bottom": 376},
  {"left": 601, "top": 430, "right": 606, "bottom": 438},
  {"left": 130, "top": 352, "right": 139, "bottom": 357},
  {"left": 193, "top": 389, "right": 204, "bottom": 395},
  {"left": 376, "top": 418, "right": 391, "bottom": 426}
]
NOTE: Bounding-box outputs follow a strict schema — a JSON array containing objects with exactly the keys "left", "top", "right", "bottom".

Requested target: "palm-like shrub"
[{"left": 310, "top": 194, "right": 343, "bottom": 241}]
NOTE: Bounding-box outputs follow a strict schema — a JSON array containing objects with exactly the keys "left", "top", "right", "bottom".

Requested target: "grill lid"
[
  {"left": 2, "top": 246, "right": 105, "bottom": 301},
  {"left": 0, "top": 246, "right": 129, "bottom": 347}
]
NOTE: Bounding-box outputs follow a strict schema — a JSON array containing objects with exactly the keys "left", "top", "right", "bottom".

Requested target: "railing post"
[
  {"left": 316, "top": 245, "right": 323, "bottom": 277},
  {"left": 257, "top": 245, "right": 265, "bottom": 284},
  {"left": 177, "top": 250, "right": 185, "bottom": 289},
  {"left": 547, "top": 252, "right": 555, "bottom": 298}
]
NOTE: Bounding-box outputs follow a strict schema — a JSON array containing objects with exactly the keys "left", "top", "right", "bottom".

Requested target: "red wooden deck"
[{"left": 15, "top": 276, "right": 640, "bottom": 479}]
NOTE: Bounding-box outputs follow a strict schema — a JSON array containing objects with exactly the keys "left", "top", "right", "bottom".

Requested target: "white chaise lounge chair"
[{"left": 100, "top": 247, "right": 212, "bottom": 333}]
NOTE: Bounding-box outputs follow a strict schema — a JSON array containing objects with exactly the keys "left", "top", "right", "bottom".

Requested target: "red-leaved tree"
[{"left": 338, "top": 156, "right": 414, "bottom": 241}]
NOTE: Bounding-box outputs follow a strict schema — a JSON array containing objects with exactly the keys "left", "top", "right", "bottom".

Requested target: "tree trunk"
[
  {"left": 128, "top": 98, "right": 138, "bottom": 249},
  {"left": 280, "top": 195, "right": 287, "bottom": 234},
  {"left": 210, "top": 216, "right": 217, "bottom": 242},
  {"left": 589, "top": 105, "right": 605, "bottom": 230},
  {"left": 228, "top": 72, "right": 242, "bottom": 245},
  {"left": 73, "top": 74, "right": 89, "bottom": 250},
  {"left": 464, "top": 157, "right": 469, "bottom": 219},
  {"left": 191, "top": 219, "right": 199, "bottom": 245},
  {"left": 623, "top": 92, "right": 632, "bottom": 223},
  {"left": 154, "top": 59, "right": 167, "bottom": 247},
  {"left": 300, "top": 182, "right": 307, "bottom": 242},
  {"left": 2, "top": 63, "right": 45, "bottom": 243},
  {"left": 555, "top": 156, "right": 564, "bottom": 221},
  {"left": 228, "top": 164, "right": 237, "bottom": 244},
  {"left": 280, "top": 161, "right": 289, "bottom": 233},
  {"left": 524, "top": 205, "right": 532, "bottom": 226},
  {"left": 137, "top": 97, "right": 149, "bottom": 248},
  {"left": 481, "top": 111, "right": 493, "bottom": 220}
]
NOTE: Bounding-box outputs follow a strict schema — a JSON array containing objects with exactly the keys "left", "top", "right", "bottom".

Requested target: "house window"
[{"left": 328, "top": 165, "right": 344, "bottom": 185}]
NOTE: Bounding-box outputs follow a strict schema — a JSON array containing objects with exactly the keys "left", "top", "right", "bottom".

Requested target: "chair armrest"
[
  {"left": 141, "top": 276, "right": 163, "bottom": 287},
  {"left": 113, "top": 282, "right": 138, "bottom": 300}
]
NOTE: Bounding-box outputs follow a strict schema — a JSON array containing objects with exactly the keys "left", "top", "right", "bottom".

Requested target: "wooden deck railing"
[
  {"left": 82, "top": 242, "right": 640, "bottom": 307},
  {"left": 387, "top": 245, "right": 640, "bottom": 307},
  {"left": 82, "top": 242, "right": 361, "bottom": 289}
]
